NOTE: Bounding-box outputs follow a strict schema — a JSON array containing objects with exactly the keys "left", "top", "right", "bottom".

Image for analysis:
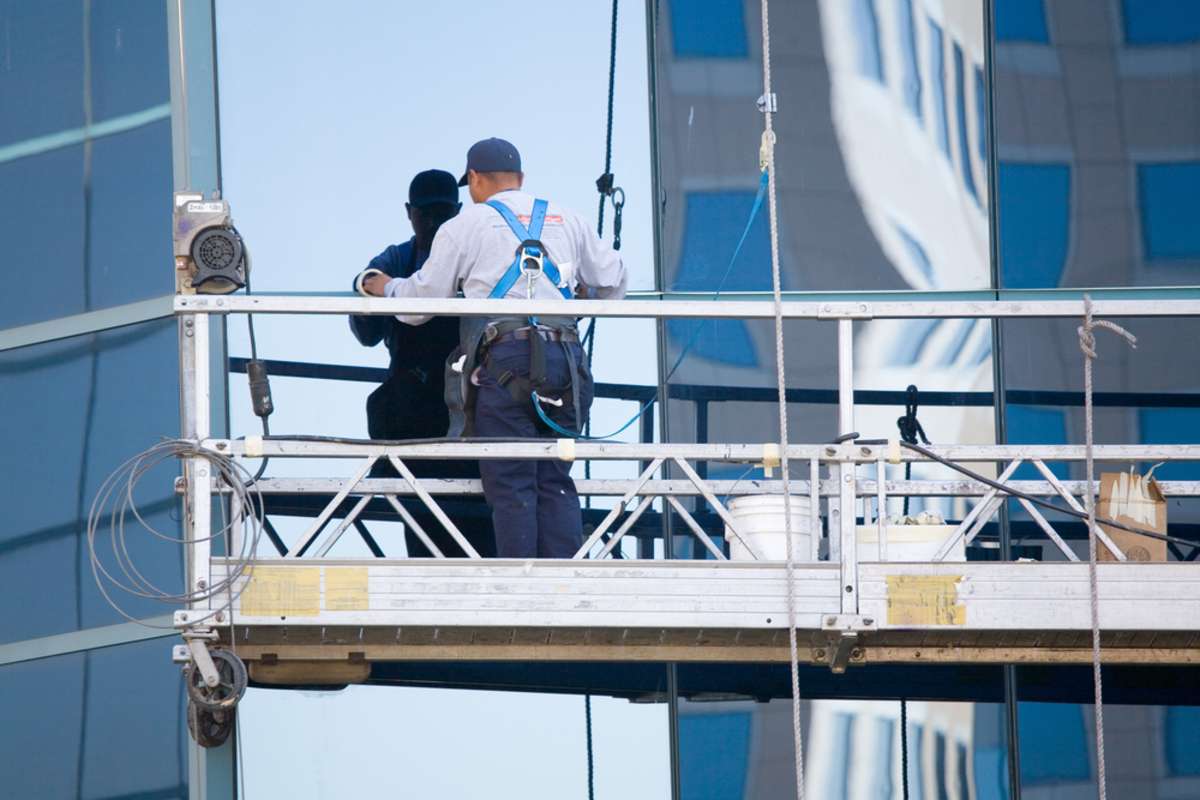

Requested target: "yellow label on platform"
[
  {"left": 239, "top": 566, "right": 320, "bottom": 617},
  {"left": 886, "top": 575, "right": 965, "bottom": 626},
  {"left": 325, "top": 567, "right": 369, "bottom": 611}
]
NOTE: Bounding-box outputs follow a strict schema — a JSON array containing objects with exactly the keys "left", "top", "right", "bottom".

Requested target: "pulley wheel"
[
  {"left": 184, "top": 648, "right": 248, "bottom": 712},
  {"left": 187, "top": 701, "right": 233, "bottom": 748}
]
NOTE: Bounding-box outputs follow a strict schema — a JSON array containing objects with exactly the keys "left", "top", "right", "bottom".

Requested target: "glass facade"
[
  {"left": 654, "top": 0, "right": 1200, "bottom": 797},
  {"left": 0, "top": 2, "right": 212, "bottom": 798},
  {"left": 4, "top": 1, "right": 1198, "bottom": 797}
]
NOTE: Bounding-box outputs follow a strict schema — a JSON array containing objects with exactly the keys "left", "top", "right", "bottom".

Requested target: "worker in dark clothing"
[
  {"left": 363, "top": 141, "right": 626, "bottom": 558},
  {"left": 351, "top": 168, "right": 495, "bottom": 557}
]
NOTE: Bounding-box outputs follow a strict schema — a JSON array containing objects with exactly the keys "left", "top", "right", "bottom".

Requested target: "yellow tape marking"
[
  {"left": 325, "top": 567, "right": 370, "bottom": 611},
  {"left": 239, "top": 566, "right": 320, "bottom": 617},
  {"left": 886, "top": 575, "right": 965, "bottom": 626}
]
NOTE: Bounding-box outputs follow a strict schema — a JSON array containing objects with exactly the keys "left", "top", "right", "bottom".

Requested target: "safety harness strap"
[{"left": 485, "top": 198, "right": 572, "bottom": 300}]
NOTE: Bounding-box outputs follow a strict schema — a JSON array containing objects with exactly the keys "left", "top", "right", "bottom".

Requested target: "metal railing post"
[
  {"left": 837, "top": 319, "right": 858, "bottom": 612},
  {"left": 181, "top": 312, "right": 212, "bottom": 610}
]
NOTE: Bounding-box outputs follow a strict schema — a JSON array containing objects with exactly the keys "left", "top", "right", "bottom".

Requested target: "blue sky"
[{"left": 214, "top": 1, "right": 668, "bottom": 795}]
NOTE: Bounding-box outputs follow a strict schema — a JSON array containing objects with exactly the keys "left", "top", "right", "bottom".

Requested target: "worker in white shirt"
[{"left": 364, "top": 138, "right": 627, "bottom": 558}]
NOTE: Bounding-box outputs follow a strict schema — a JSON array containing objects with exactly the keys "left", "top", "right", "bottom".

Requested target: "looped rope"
[{"left": 1077, "top": 294, "right": 1136, "bottom": 800}]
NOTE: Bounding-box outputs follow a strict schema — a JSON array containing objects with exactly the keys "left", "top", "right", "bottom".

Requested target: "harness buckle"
[{"left": 517, "top": 239, "right": 545, "bottom": 298}]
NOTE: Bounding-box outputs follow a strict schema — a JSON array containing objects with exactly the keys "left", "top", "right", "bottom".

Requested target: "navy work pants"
[{"left": 473, "top": 338, "right": 593, "bottom": 558}]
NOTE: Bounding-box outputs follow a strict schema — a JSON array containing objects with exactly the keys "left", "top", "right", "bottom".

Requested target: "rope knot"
[{"left": 1077, "top": 295, "right": 1137, "bottom": 361}]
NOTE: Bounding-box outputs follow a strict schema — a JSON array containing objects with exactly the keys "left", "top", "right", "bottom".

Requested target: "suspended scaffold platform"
[{"left": 168, "top": 293, "right": 1200, "bottom": 687}]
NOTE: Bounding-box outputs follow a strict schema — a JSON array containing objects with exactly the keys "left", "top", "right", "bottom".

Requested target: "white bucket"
[
  {"left": 725, "top": 495, "right": 813, "bottom": 561},
  {"left": 855, "top": 524, "right": 965, "bottom": 562}
]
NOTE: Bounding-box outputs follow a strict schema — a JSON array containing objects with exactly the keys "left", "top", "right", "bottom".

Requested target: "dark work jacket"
[{"left": 349, "top": 237, "right": 461, "bottom": 378}]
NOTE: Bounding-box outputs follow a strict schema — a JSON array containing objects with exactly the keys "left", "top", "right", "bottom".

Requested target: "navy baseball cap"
[
  {"left": 457, "top": 138, "right": 522, "bottom": 186},
  {"left": 408, "top": 169, "right": 460, "bottom": 207}
]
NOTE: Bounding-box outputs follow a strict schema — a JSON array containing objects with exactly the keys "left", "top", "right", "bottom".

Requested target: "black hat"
[
  {"left": 458, "top": 138, "right": 522, "bottom": 186},
  {"left": 408, "top": 169, "right": 460, "bottom": 207}
]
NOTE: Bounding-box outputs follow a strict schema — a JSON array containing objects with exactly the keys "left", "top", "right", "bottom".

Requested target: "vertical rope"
[
  {"left": 597, "top": 0, "right": 619, "bottom": 239},
  {"left": 585, "top": 694, "right": 596, "bottom": 800},
  {"left": 1077, "top": 295, "right": 1136, "bottom": 800},
  {"left": 758, "top": 1, "right": 804, "bottom": 798}
]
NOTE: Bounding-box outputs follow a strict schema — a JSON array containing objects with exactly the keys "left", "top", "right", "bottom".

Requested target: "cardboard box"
[{"left": 1096, "top": 470, "right": 1168, "bottom": 562}]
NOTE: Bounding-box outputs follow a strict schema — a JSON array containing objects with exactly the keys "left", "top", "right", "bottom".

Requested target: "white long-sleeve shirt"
[{"left": 383, "top": 189, "right": 627, "bottom": 324}]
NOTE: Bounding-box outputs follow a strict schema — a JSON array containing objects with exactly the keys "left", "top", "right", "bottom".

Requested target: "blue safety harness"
[{"left": 485, "top": 198, "right": 573, "bottom": 302}]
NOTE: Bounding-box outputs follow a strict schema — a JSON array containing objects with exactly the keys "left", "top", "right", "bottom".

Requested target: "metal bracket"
[
  {"left": 819, "top": 614, "right": 876, "bottom": 673},
  {"left": 756, "top": 92, "right": 777, "bottom": 113}
]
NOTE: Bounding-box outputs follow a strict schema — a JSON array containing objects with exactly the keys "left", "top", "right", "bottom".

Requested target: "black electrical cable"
[
  {"left": 855, "top": 438, "right": 1200, "bottom": 551},
  {"left": 900, "top": 697, "right": 910, "bottom": 800},
  {"left": 585, "top": 694, "right": 596, "bottom": 800},
  {"left": 244, "top": 274, "right": 272, "bottom": 484}
]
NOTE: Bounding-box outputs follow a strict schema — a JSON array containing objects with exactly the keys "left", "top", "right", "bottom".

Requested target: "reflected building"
[{"left": 656, "top": 0, "right": 1200, "bottom": 798}]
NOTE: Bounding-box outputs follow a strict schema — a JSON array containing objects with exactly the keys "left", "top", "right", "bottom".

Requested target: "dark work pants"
[
  {"left": 366, "top": 371, "right": 495, "bottom": 558},
  {"left": 473, "top": 338, "right": 593, "bottom": 558}
]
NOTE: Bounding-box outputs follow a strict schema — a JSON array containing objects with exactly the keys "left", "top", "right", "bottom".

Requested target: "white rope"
[
  {"left": 1077, "top": 294, "right": 1136, "bottom": 800},
  {"left": 758, "top": 1, "right": 805, "bottom": 798}
]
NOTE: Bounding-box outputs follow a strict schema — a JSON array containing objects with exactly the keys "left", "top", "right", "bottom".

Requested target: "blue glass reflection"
[
  {"left": 1006, "top": 406, "right": 1067, "bottom": 480},
  {"left": 852, "top": 0, "right": 885, "bottom": 82},
  {"left": 825, "top": 712, "right": 854, "bottom": 799},
  {"left": 0, "top": 320, "right": 182, "bottom": 642},
  {"left": 896, "top": 0, "right": 922, "bottom": 121},
  {"left": 1139, "top": 408, "right": 1200, "bottom": 480},
  {"left": 1121, "top": 0, "right": 1200, "bottom": 45},
  {"left": 0, "top": 145, "right": 87, "bottom": 327},
  {"left": 998, "top": 162, "right": 1070, "bottom": 288},
  {"left": 678, "top": 711, "right": 752, "bottom": 799},
  {"left": 995, "top": 0, "right": 1050, "bottom": 43},
  {"left": 0, "top": 1, "right": 84, "bottom": 145},
  {"left": 670, "top": 0, "right": 749, "bottom": 58},
  {"left": 1166, "top": 706, "right": 1200, "bottom": 776},
  {"left": 1137, "top": 162, "right": 1200, "bottom": 261},
  {"left": 89, "top": 0, "right": 170, "bottom": 120},
  {"left": 928, "top": 20, "right": 951, "bottom": 157},
  {"left": 88, "top": 119, "right": 175, "bottom": 309},
  {"left": 1017, "top": 702, "right": 1091, "bottom": 783},
  {"left": 953, "top": 44, "right": 980, "bottom": 204},
  {"left": 668, "top": 189, "right": 773, "bottom": 367}
]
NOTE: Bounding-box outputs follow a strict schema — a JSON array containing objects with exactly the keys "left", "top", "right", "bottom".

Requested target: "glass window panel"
[
  {"left": 0, "top": 145, "right": 87, "bottom": 327},
  {"left": 87, "top": 120, "right": 175, "bottom": 309},
  {"left": 0, "top": 320, "right": 183, "bottom": 643},
  {"left": 1137, "top": 162, "right": 1200, "bottom": 262},
  {"left": 994, "top": 0, "right": 1049, "bottom": 43},
  {"left": 1121, "top": 0, "right": 1200, "bottom": 45},
  {"left": 992, "top": 3, "right": 1200, "bottom": 287},
  {"left": 80, "top": 639, "right": 187, "bottom": 798},
  {"left": 0, "top": 652, "right": 85, "bottom": 798},
  {"left": 0, "top": 0, "right": 84, "bottom": 145},
  {"left": 1165, "top": 706, "right": 1200, "bottom": 776},
  {"left": 678, "top": 710, "right": 753, "bottom": 799},
  {"left": 669, "top": 0, "right": 749, "bottom": 59},
  {"left": 0, "top": 119, "right": 173, "bottom": 328},
  {"left": 997, "top": 163, "right": 1070, "bottom": 288},
  {"left": 89, "top": 0, "right": 170, "bottom": 121},
  {"left": 0, "top": 644, "right": 185, "bottom": 800}
]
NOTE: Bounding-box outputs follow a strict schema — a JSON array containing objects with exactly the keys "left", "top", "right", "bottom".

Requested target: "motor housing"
[{"left": 173, "top": 193, "right": 248, "bottom": 294}]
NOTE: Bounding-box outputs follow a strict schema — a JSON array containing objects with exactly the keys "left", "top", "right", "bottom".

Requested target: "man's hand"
[{"left": 362, "top": 271, "right": 391, "bottom": 297}]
